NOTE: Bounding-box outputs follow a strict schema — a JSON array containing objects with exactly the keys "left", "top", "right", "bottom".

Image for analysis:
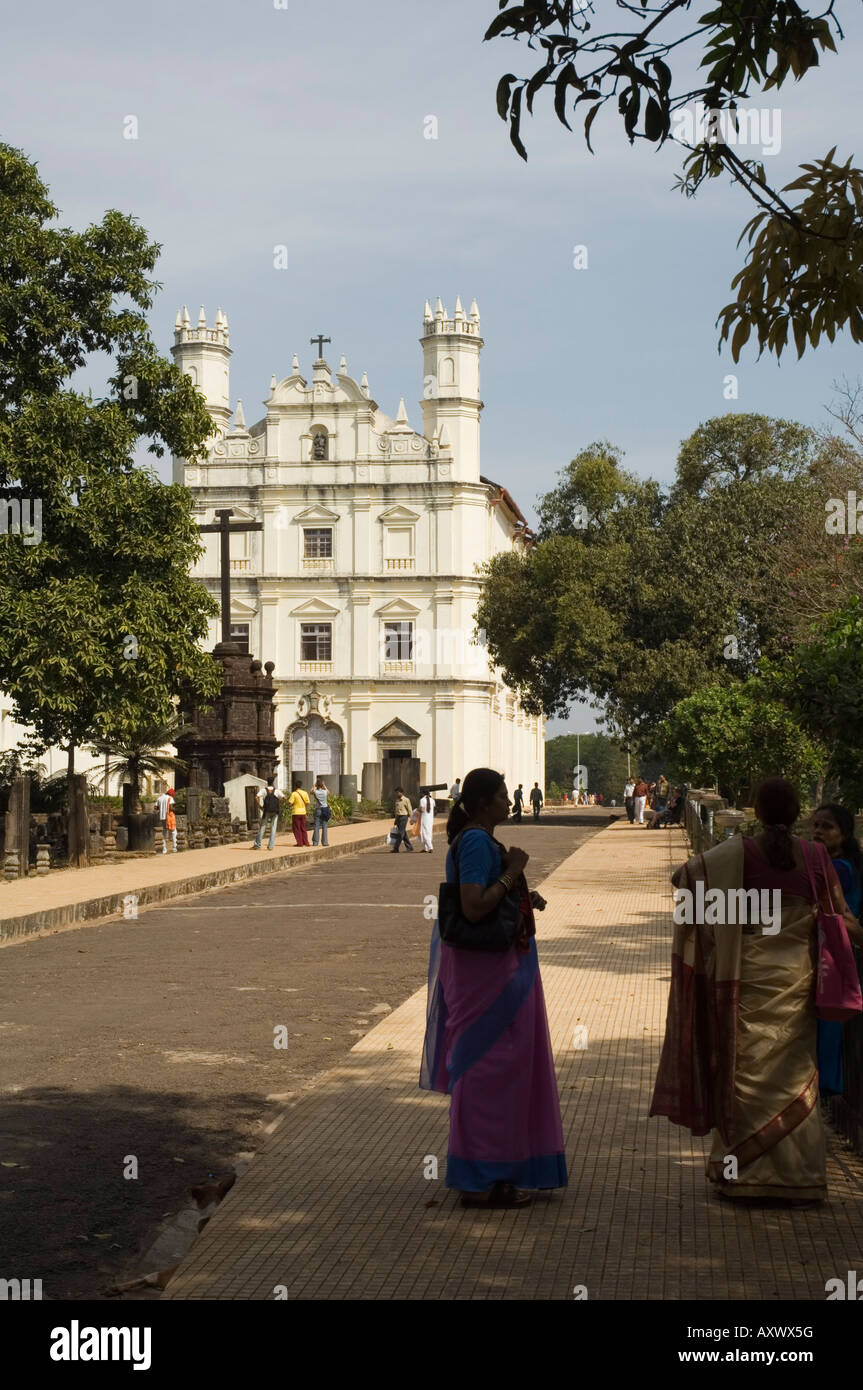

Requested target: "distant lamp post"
[{"left": 572, "top": 730, "right": 591, "bottom": 799}]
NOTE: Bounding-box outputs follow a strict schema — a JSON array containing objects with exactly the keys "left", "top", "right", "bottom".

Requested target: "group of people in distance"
[
  {"left": 623, "top": 772, "right": 684, "bottom": 827},
  {"left": 421, "top": 768, "right": 863, "bottom": 1210},
  {"left": 511, "top": 782, "right": 544, "bottom": 821},
  {"left": 250, "top": 777, "right": 332, "bottom": 850}
]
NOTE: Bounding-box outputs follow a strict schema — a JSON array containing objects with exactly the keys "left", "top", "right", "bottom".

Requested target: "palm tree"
[{"left": 89, "top": 715, "right": 192, "bottom": 814}]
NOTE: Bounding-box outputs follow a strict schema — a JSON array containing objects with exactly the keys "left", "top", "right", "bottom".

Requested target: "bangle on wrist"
[{"left": 497, "top": 873, "right": 513, "bottom": 892}]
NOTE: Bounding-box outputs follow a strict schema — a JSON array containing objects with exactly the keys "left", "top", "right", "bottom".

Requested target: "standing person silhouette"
[
  {"left": 512, "top": 784, "right": 524, "bottom": 822},
  {"left": 529, "top": 782, "right": 543, "bottom": 820}
]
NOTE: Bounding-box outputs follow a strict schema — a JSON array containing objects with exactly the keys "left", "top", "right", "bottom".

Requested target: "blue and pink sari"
[{"left": 419, "top": 827, "right": 568, "bottom": 1192}]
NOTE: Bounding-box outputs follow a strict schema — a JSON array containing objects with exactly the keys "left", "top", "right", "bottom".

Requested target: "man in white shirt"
[
  {"left": 623, "top": 779, "right": 635, "bottom": 825},
  {"left": 156, "top": 788, "right": 176, "bottom": 854},
  {"left": 449, "top": 777, "right": 461, "bottom": 804}
]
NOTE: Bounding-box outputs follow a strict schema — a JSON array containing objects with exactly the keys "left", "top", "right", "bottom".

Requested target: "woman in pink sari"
[{"left": 420, "top": 767, "right": 568, "bottom": 1208}]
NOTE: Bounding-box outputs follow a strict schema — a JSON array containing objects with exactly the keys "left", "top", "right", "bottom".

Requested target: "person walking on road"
[
  {"left": 312, "top": 777, "right": 331, "bottom": 847},
  {"left": 420, "top": 767, "right": 567, "bottom": 1208},
  {"left": 633, "top": 776, "right": 649, "bottom": 825},
  {"left": 624, "top": 778, "right": 635, "bottom": 824},
  {"left": 157, "top": 787, "right": 176, "bottom": 854},
  {"left": 253, "top": 782, "right": 283, "bottom": 850},
  {"left": 512, "top": 783, "right": 524, "bottom": 822},
  {"left": 449, "top": 777, "right": 461, "bottom": 807},
  {"left": 288, "top": 782, "right": 310, "bottom": 847},
  {"left": 656, "top": 773, "right": 669, "bottom": 813},
  {"left": 530, "top": 782, "right": 543, "bottom": 820},
  {"left": 392, "top": 786, "right": 414, "bottom": 853},
  {"left": 419, "top": 791, "right": 436, "bottom": 852}
]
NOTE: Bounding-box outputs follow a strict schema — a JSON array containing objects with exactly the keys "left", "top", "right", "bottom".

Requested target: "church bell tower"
[
  {"left": 420, "top": 296, "right": 483, "bottom": 480},
  {"left": 171, "top": 305, "right": 232, "bottom": 434}
]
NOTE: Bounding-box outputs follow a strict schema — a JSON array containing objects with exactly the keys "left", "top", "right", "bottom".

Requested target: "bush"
[{"left": 329, "top": 795, "right": 353, "bottom": 823}]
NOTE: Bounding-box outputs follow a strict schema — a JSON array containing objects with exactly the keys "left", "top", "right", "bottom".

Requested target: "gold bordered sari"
[{"left": 651, "top": 836, "right": 826, "bottom": 1201}]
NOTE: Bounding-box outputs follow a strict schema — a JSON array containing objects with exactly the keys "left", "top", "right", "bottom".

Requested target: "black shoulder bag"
[{"left": 438, "top": 829, "right": 521, "bottom": 952}]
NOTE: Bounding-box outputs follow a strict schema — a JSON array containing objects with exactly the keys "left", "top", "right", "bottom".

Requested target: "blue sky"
[{"left": 4, "top": 0, "right": 861, "bottom": 737}]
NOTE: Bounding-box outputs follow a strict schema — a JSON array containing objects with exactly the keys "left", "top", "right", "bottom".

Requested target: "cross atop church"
[
  {"left": 197, "top": 508, "right": 263, "bottom": 647},
  {"left": 310, "top": 333, "right": 331, "bottom": 360}
]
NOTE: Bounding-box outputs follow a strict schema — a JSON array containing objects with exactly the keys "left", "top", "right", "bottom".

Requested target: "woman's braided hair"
[{"left": 754, "top": 776, "right": 800, "bottom": 870}]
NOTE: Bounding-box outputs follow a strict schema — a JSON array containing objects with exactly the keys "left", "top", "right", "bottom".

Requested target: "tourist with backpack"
[{"left": 253, "top": 783, "right": 283, "bottom": 851}]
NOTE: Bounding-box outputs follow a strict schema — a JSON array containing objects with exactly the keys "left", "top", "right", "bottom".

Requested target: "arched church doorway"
[{"left": 289, "top": 714, "right": 342, "bottom": 780}]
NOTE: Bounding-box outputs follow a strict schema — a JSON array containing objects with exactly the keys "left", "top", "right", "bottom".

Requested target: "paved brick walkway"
[{"left": 164, "top": 820, "right": 863, "bottom": 1300}]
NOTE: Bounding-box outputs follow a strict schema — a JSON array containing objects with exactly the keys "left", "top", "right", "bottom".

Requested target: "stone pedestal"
[
  {"left": 176, "top": 644, "right": 280, "bottom": 795},
  {"left": 36, "top": 844, "right": 50, "bottom": 875},
  {"left": 361, "top": 763, "right": 382, "bottom": 804},
  {"left": 5, "top": 775, "right": 31, "bottom": 876},
  {"left": 339, "top": 775, "right": 358, "bottom": 804},
  {"left": 68, "top": 773, "right": 90, "bottom": 868},
  {"left": 4, "top": 849, "right": 20, "bottom": 881},
  {"left": 104, "top": 828, "right": 117, "bottom": 862}
]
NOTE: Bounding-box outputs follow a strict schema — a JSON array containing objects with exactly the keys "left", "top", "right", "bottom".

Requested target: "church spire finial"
[{"left": 292, "top": 353, "right": 300, "bottom": 373}]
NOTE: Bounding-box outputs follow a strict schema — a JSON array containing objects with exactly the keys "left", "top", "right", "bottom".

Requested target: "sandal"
[{"left": 460, "top": 1182, "right": 531, "bottom": 1209}]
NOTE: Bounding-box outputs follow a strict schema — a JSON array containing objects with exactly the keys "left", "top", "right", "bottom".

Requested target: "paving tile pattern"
[{"left": 164, "top": 821, "right": 863, "bottom": 1300}]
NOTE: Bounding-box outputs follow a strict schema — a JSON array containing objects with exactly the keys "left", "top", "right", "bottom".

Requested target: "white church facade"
[{"left": 172, "top": 298, "right": 544, "bottom": 798}]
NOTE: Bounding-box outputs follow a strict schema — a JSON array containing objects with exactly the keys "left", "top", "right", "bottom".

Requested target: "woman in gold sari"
[{"left": 651, "top": 778, "right": 863, "bottom": 1204}]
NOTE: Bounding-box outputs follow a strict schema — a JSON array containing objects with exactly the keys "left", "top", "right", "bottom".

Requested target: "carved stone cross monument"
[
  {"left": 197, "top": 508, "right": 263, "bottom": 648},
  {"left": 175, "top": 507, "right": 278, "bottom": 794}
]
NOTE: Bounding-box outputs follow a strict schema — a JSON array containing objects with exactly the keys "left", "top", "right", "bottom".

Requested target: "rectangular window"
[
  {"left": 229, "top": 623, "right": 250, "bottom": 653},
  {"left": 303, "top": 528, "right": 333, "bottom": 558},
  {"left": 386, "top": 527, "right": 412, "bottom": 558},
  {"left": 384, "top": 621, "right": 413, "bottom": 660},
  {"left": 300, "top": 623, "right": 332, "bottom": 660}
]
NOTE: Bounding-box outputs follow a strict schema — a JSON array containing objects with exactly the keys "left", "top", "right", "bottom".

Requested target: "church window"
[
  {"left": 229, "top": 622, "right": 250, "bottom": 653},
  {"left": 384, "top": 525, "right": 414, "bottom": 569},
  {"left": 300, "top": 623, "right": 332, "bottom": 661},
  {"left": 384, "top": 621, "right": 413, "bottom": 660},
  {"left": 303, "top": 527, "right": 333, "bottom": 558}
]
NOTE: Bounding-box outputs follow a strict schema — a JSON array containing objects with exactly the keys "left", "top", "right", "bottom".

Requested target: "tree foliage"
[
  {"left": 0, "top": 144, "right": 221, "bottom": 777},
  {"left": 544, "top": 731, "right": 632, "bottom": 799},
  {"left": 478, "top": 413, "right": 860, "bottom": 750},
  {"left": 766, "top": 594, "right": 863, "bottom": 808},
  {"left": 484, "top": 1, "right": 861, "bottom": 359},
  {"left": 658, "top": 680, "right": 824, "bottom": 805}
]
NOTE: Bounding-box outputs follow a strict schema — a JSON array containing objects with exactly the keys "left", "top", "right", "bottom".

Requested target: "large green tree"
[
  {"left": 478, "top": 414, "right": 858, "bottom": 744},
  {"left": 484, "top": 1, "right": 862, "bottom": 359},
  {"left": 659, "top": 680, "right": 824, "bottom": 806},
  {"left": 766, "top": 595, "right": 863, "bottom": 809},
  {"left": 0, "top": 144, "right": 221, "bottom": 785}
]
